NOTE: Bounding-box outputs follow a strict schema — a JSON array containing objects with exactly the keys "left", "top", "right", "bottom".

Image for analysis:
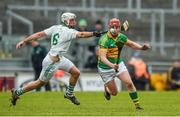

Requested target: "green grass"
[{"left": 0, "top": 91, "right": 180, "bottom": 116}]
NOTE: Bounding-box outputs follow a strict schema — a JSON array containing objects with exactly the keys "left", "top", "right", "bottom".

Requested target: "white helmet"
[{"left": 61, "top": 12, "right": 76, "bottom": 26}]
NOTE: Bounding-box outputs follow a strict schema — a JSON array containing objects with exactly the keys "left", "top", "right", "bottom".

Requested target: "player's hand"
[
  {"left": 141, "top": 44, "right": 151, "bottom": 50},
  {"left": 93, "top": 31, "right": 103, "bottom": 37},
  {"left": 16, "top": 41, "right": 26, "bottom": 49},
  {"left": 121, "top": 20, "right": 129, "bottom": 32},
  {"left": 112, "top": 64, "right": 119, "bottom": 70}
]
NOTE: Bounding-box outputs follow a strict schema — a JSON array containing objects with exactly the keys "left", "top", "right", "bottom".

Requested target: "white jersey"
[{"left": 44, "top": 24, "right": 79, "bottom": 56}]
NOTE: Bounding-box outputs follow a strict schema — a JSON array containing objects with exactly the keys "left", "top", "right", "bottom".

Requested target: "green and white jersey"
[
  {"left": 98, "top": 32, "right": 127, "bottom": 69},
  {"left": 44, "top": 25, "right": 78, "bottom": 56}
]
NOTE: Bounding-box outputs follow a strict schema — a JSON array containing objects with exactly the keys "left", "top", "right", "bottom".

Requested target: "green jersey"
[{"left": 98, "top": 31, "right": 127, "bottom": 69}]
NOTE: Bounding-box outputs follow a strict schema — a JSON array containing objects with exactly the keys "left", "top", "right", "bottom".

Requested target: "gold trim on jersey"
[
  {"left": 107, "top": 52, "right": 118, "bottom": 56},
  {"left": 107, "top": 31, "right": 120, "bottom": 41},
  {"left": 108, "top": 48, "right": 118, "bottom": 52},
  {"left": 101, "top": 34, "right": 108, "bottom": 46},
  {"left": 99, "top": 47, "right": 108, "bottom": 52},
  {"left": 107, "top": 47, "right": 119, "bottom": 58},
  {"left": 107, "top": 54, "right": 118, "bottom": 58}
]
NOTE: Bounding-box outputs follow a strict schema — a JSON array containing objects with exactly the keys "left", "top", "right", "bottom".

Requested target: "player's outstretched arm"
[
  {"left": 76, "top": 32, "right": 93, "bottom": 38},
  {"left": 76, "top": 31, "right": 102, "bottom": 38},
  {"left": 16, "top": 31, "right": 46, "bottom": 49},
  {"left": 76, "top": 20, "right": 130, "bottom": 39},
  {"left": 125, "top": 39, "right": 151, "bottom": 50}
]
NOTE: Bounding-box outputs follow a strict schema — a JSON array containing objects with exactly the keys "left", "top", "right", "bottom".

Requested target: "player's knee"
[
  {"left": 72, "top": 70, "right": 80, "bottom": 78},
  {"left": 36, "top": 80, "right": 46, "bottom": 87},
  {"left": 111, "top": 91, "right": 118, "bottom": 96},
  {"left": 75, "top": 70, "right": 81, "bottom": 78},
  {"left": 110, "top": 88, "right": 118, "bottom": 96}
]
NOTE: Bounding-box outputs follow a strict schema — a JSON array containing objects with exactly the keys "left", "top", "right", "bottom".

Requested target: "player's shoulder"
[
  {"left": 119, "top": 33, "right": 127, "bottom": 37},
  {"left": 118, "top": 33, "right": 128, "bottom": 43},
  {"left": 99, "top": 33, "right": 109, "bottom": 44},
  {"left": 61, "top": 25, "right": 78, "bottom": 32},
  {"left": 119, "top": 33, "right": 128, "bottom": 39},
  {"left": 99, "top": 33, "right": 107, "bottom": 41}
]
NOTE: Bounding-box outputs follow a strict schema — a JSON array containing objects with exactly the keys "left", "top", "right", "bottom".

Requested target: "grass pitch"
[{"left": 0, "top": 91, "right": 180, "bottom": 116}]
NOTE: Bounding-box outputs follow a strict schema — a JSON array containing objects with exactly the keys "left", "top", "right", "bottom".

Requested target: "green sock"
[
  {"left": 66, "top": 83, "right": 75, "bottom": 96},
  {"left": 129, "top": 92, "right": 140, "bottom": 108},
  {"left": 15, "top": 88, "right": 25, "bottom": 96}
]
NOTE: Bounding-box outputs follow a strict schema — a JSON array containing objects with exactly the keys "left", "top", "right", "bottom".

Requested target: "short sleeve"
[
  {"left": 119, "top": 33, "right": 127, "bottom": 43},
  {"left": 43, "top": 26, "right": 55, "bottom": 36},
  {"left": 67, "top": 29, "right": 79, "bottom": 39}
]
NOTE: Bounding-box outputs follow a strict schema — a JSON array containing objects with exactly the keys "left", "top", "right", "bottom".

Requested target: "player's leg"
[
  {"left": 20, "top": 80, "right": 45, "bottom": 93},
  {"left": 118, "top": 71, "right": 143, "bottom": 110},
  {"left": 11, "top": 55, "right": 58, "bottom": 106},
  {"left": 117, "top": 62, "right": 143, "bottom": 110},
  {"left": 11, "top": 79, "right": 46, "bottom": 106},
  {"left": 63, "top": 66, "right": 80, "bottom": 105},
  {"left": 104, "top": 79, "right": 118, "bottom": 100},
  {"left": 58, "top": 56, "right": 80, "bottom": 105},
  {"left": 66, "top": 66, "right": 80, "bottom": 96},
  {"left": 98, "top": 67, "right": 117, "bottom": 100},
  {"left": 118, "top": 71, "right": 136, "bottom": 91}
]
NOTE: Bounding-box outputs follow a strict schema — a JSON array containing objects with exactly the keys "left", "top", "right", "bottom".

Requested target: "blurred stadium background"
[{"left": 0, "top": 0, "right": 180, "bottom": 92}]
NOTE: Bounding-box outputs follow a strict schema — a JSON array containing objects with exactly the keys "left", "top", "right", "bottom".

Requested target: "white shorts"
[
  {"left": 98, "top": 62, "right": 128, "bottom": 84},
  {"left": 39, "top": 55, "right": 74, "bottom": 82}
]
